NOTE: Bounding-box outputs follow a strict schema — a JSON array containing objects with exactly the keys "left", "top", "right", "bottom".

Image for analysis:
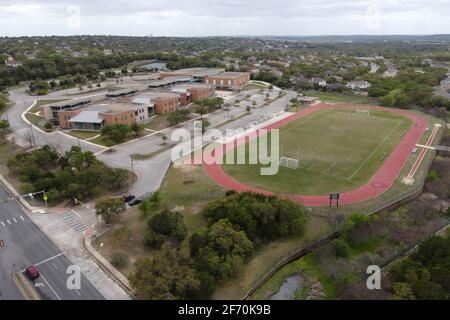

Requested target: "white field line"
[
  {"left": 348, "top": 120, "right": 403, "bottom": 180},
  {"left": 324, "top": 160, "right": 338, "bottom": 174}
]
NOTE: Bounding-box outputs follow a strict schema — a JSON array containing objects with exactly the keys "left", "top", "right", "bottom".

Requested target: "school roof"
[{"left": 68, "top": 111, "right": 104, "bottom": 124}]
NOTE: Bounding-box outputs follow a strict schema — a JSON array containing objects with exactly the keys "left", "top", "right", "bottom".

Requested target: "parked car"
[
  {"left": 25, "top": 266, "right": 40, "bottom": 280},
  {"left": 128, "top": 198, "right": 142, "bottom": 207},
  {"left": 122, "top": 195, "right": 135, "bottom": 203}
]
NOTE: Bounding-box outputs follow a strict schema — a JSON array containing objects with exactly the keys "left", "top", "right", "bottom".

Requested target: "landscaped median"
[{"left": 12, "top": 272, "right": 41, "bottom": 300}]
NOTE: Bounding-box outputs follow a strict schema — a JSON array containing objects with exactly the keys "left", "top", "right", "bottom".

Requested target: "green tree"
[
  {"left": 130, "top": 123, "right": 144, "bottom": 137},
  {"left": 101, "top": 124, "right": 131, "bottom": 143},
  {"left": 201, "top": 119, "right": 210, "bottom": 134},
  {"left": 391, "top": 282, "right": 415, "bottom": 300},
  {"left": 190, "top": 219, "right": 254, "bottom": 281},
  {"left": 144, "top": 210, "right": 187, "bottom": 248},
  {"left": 202, "top": 192, "right": 306, "bottom": 243},
  {"left": 332, "top": 238, "right": 351, "bottom": 258},
  {"left": 0, "top": 119, "right": 10, "bottom": 143},
  {"left": 95, "top": 197, "right": 126, "bottom": 224},
  {"left": 161, "top": 134, "right": 168, "bottom": 145},
  {"left": 129, "top": 244, "right": 200, "bottom": 300}
]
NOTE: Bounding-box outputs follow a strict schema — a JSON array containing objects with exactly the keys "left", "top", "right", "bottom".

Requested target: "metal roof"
[{"left": 68, "top": 111, "right": 104, "bottom": 124}]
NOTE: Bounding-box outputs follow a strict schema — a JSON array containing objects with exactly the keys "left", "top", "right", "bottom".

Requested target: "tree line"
[{"left": 7, "top": 145, "right": 129, "bottom": 203}]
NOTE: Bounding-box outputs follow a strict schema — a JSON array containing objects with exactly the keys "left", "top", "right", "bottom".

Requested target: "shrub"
[
  {"left": 44, "top": 122, "right": 53, "bottom": 131},
  {"left": 110, "top": 251, "right": 128, "bottom": 269},
  {"left": 332, "top": 238, "right": 351, "bottom": 258},
  {"left": 426, "top": 170, "right": 438, "bottom": 182}
]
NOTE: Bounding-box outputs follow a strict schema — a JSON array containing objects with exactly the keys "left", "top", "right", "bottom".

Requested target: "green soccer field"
[{"left": 222, "top": 108, "right": 412, "bottom": 195}]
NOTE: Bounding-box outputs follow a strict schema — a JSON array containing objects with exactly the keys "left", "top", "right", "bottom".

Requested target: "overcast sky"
[{"left": 1, "top": 0, "right": 450, "bottom": 37}]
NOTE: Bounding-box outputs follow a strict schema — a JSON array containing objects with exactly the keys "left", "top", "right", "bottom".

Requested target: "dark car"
[
  {"left": 128, "top": 198, "right": 142, "bottom": 206},
  {"left": 123, "top": 195, "right": 135, "bottom": 203},
  {"left": 25, "top": 266, "right": 40, "bottom": 280}
]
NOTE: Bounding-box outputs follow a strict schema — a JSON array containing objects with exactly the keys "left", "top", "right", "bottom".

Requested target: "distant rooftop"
[
  {"left": 206, "top": 71, "right": 249, "bottom": 78},
  {"left": 160, "top": 67, "right": 224, "bottom": 78}
]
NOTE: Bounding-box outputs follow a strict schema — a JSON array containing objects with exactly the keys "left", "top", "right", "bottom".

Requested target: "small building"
[
  {"left": 4, "top": 56, "right": 22, "bottom": 68},
  {"left": 346, "top": 80, "right": 372, "bottom": 91},
  {"left": 135, "top": 92, "right": 182, "bottom": 114},
  {"left": 43, "top": 98, "right": 92, "bottom": 126},
  {"left": 170, "top": 83, "right": 214, "bottom": 105},
  {"left": 205, "top": 72, "right": 250, "bottom": 90},
  {"left": 311, "top": 77, "right": 327, "bottom": 87},
  {"left": 149, "top": 92, "right": 181, "bottom": 114},
  {"left": 60, "top": 103, "right": 137, "bottom": 130}
]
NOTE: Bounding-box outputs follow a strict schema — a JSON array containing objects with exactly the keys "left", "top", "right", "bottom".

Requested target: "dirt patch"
[{"left": 93, "top": 206, "right": 150, "bottom": 276}]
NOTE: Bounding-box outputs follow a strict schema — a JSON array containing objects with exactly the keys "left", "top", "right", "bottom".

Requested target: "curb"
[{"left": 81, "top": 234, "right": 135, "bottom": 299}]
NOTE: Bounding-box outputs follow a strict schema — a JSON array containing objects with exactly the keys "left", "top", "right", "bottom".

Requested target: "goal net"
[
  {"left": 279, "top": 145, "right": 300, "bottom": 169},
  {"left": 280, "top": 156, "right": 299, "bottom": 169},
  {"left": 356, "top": 108, "right": 370, "bottom": 116}
]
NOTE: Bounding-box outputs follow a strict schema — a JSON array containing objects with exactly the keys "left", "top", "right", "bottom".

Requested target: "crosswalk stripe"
[
  {"left": 58, "top": 211, "right": 87, "bottom": 234},
  {"left": 6, "top": 220, "right": 11, "bottom": 225},
  {"left": 13, "top": 217, "right": 17, "bottom": 223},
  {"left": 20, "top": 216, "right": 24, "bottom": 221},
  {"left": 1, "top": 221, "right": 5, "bottom": 227}
]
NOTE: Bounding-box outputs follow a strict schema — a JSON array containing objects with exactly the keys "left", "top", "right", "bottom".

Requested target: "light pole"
[{"left": 130, "top": 155, "right": 135, "bottom": 183}]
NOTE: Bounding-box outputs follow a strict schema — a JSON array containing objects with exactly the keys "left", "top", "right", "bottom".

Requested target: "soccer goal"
[
  {"left": 280, "top": 145, "right": 300, "bottom": 169},
  {"left": 356, "top": 106, "right": 370, "bottom": 116},
  {"left": 280, "top": 156, "right": 299, "bottom": 169}
]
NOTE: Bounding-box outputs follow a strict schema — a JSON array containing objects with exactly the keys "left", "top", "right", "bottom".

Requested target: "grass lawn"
[
  {"left": 25, "top": 113, "right": 52, "bottom": 132},
  {"left": 131, "top": 143, "right": 173, "bottom": 160},
  {"left": 67, "top": 130, "right": 99, "bottom": 140},
  {"left": 144, "top": 114, "right": 171, "bottom": 131},
  {"left": 89, "top": 132, "right": 148, "bottom": 147},
  {"left": 223, "top": 108, "right": 412, "bottom": 195},
  {"left": 305, "top": 91, "right": 373, "bottom": 104}
]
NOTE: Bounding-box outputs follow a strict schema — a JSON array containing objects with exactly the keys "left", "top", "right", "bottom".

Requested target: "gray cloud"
[{"left": 0, "top": 0, "right": 449, "bottom": 36}]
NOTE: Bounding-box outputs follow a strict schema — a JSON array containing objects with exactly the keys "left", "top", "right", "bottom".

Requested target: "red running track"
[{"left": 202, "top": 103, "right": 428, "bottom": 206}]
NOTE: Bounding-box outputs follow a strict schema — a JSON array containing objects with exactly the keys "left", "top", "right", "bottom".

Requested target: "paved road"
[{"left": 0, "top": 184, "right": 104, "bottom": 300}]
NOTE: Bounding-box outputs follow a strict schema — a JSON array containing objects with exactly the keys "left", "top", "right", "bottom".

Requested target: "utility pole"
[
  {"left": 29, "top": 124, "right": 36, "bottom": 147},
  {"left": 130, "top": 155, "right": 135, "bottom": 183}
]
